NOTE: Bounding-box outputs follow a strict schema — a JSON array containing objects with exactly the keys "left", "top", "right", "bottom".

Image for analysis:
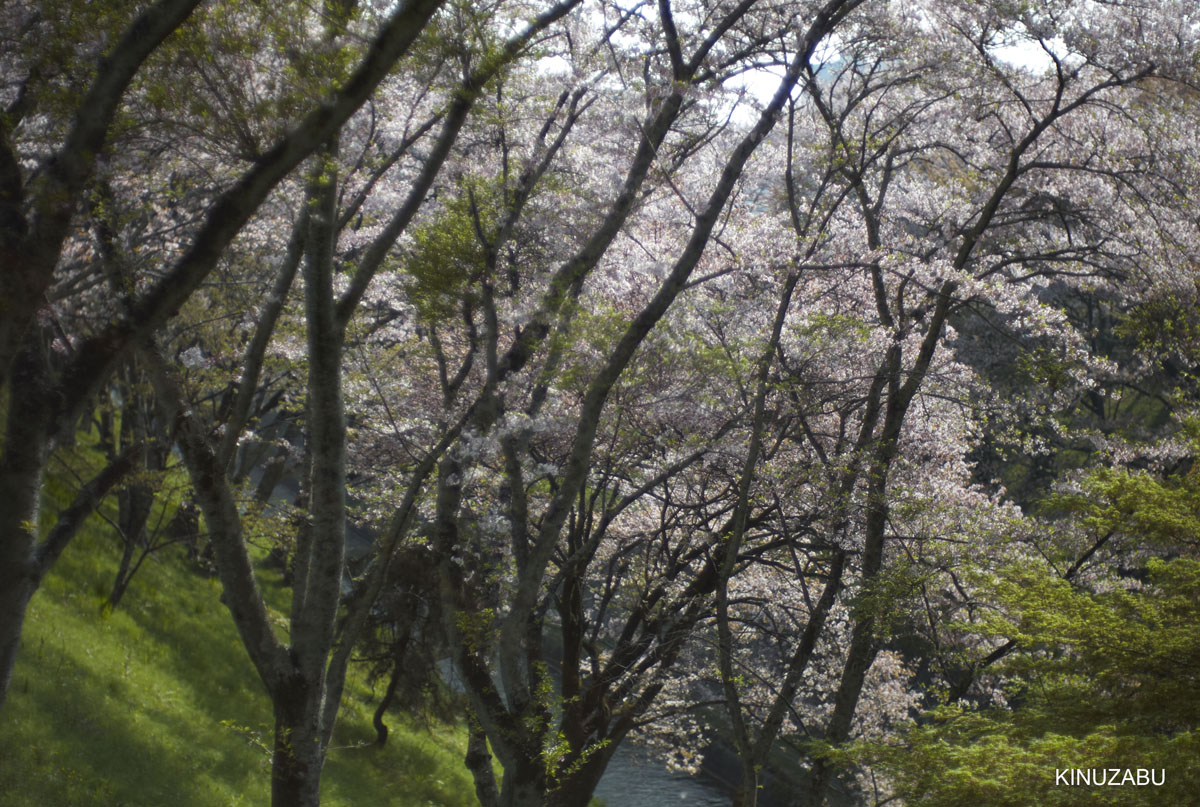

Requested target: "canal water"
[{"left": 595, "top": 741, "right": 730, "bottom": 807}]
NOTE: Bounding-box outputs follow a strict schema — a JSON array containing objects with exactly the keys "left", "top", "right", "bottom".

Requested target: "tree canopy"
[{"left": 2, "top": 0, "right": 1200, "bottom": 806}]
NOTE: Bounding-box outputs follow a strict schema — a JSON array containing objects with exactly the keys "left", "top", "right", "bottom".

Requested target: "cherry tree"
[
  {"left": 327, "top": 2, "right": 1200, "bottom": 804},
  {"left": 604, "top": 1, "right": 1200, "bottom": 804},
  {"left": 0, "top": 0, "right": 451, "bottom": 714},
  {"left": 133, "top": 2, "right": 595, "bottom": 804},
  {"left": 386, "top": 2, "right": 878, "bottom": 805},
  {"left": 7, "top": 2, "right": 1200, "bottom": 806}
]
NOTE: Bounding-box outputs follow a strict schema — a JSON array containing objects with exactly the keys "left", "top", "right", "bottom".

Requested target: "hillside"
[{"left": 0, "top": 467, "right": 479, "bottom": 807}]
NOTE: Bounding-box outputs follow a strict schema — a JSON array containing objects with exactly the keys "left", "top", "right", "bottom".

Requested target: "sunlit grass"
[{"left": 1, "top": 461, "right": 479, "bottom": 807}]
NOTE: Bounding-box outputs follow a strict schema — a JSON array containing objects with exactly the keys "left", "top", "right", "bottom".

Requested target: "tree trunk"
[
  {"left": 465, "top": 719, "right": 501, "bottom": 807},
  {"left": 0, "top": 571, "right": 36, "bottom": 711},
  {"left": 0, "top": 351, "right": 50, "bottom": 710},
  {"left": 804, "top": 376, "right": 901, "bottom": 807},
  {"left": 107, "top": 483, "right": 153, "bottom": 610},
  {"left": 498, "top": 758, "right": 547, "bottom": 807},
  {"left": 0, "top": 464, "right": 40, "bottom": 709},
  {"left": 546, "top": 749, "right": 613, "bottom": 807},
  {"left": 732, "top": 767, "right": 759, "bottom": 807},
  {"left": 803, "top": 617, "right": 879, "bottom": 807},
  {"left": 254, "top": 448, "right": 289, "bottom": 504},
  {"left": 272, "top": 682, "right": 327, "bottom": 807},
  {"left": 107, "top": 537, "right": 138, "bottom": 610},
  {"left": 372, "top": 635, "right": 410, "bottom": 746}
]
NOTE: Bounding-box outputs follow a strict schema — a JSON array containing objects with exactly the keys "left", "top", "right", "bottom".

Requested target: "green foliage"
[
  {"left": 795, "top": 311, "right": 873, "bottom": 345},
  {"left": 1041, "top": 463, "right": 1200, "bottom": 552},
  {"left": 866, "top": 556, "right": 1200, "bottom": 804},
  {"left": 867, "top": 454, "right": 1200, "bottom": 806},
  {"left": 869, "top": 710, "right": 1199, "bottom": 807},
  {"left": 405, "top": 178, "right": 499, "bottom": 321},
  {"left": 1120, "top": 290, "right": 1200, "bottom": 369},
  {"left": 976, "top": 559, "right": 1200, "bottom": 731},
  {"left": 455, "top": 607, "right": 499, "bottom": 654}
]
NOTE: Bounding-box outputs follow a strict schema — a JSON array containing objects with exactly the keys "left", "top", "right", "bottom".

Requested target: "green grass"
[{"left": 0, "top": 465, "right": 481, "bottom": 807}]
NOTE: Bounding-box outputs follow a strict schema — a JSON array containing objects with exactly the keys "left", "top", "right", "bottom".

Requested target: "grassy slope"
[{"left": 0, "top": 469, "right": 480, "bottom": 807}]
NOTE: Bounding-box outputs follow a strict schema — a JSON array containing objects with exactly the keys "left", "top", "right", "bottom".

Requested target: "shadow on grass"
[
  {"left": 3, "top": 630, "right": 267, "bottom": 807},
  {"left": 5, "top": 503, "right": 479, "bottom": 807}
]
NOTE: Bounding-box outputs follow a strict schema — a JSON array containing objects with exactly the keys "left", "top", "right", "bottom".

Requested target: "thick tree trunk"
[
  {"left": 546, "top": 749, "right": 613, "bottom": 807},
  {"left": 0, "top": 470, "right": 40, "bottom": 708},
  {"left": 271, "top": 682, "right": 327, "bottom": 807},
  {"left": 732, "top": 768, "right": 760, "bottom": 807},
  {"left": 498, "top": 758, "right": 547, "bottom": 807},
  {"left": 0, "top": 352, "right": 50, "bottom": 710},
  {"left": 802, "top": 500, "right": 890, "bottom": 806},
  {"left": 804, "top": 349, "right": 907, "bottom": 807},
  {"left": 0, "top": 411, "right": 139, "bottom": 707},
  {"left": 261, "top": 133, "right": 348, "bottom": 807},
  {"left": 803, "top": 618, "right": 879, "bottom": 807}
]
